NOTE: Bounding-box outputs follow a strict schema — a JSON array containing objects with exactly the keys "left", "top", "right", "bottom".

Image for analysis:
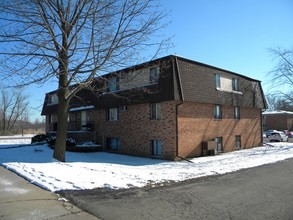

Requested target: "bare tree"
[
  {"left": 0, "top": 0, "right": 169, "bottom": 161},
  {"left": 268, "top": 48, "right": 293, "bottom": 103},
  {"left": 0, "top": 89, "right": 29, "bottom": 135},
  {"left": 266, "top": 95, "right": 293, "bottom": 112}
]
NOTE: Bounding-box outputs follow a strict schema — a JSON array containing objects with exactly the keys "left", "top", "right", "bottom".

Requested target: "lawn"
[{"left": 1, "top": 136, "right": 293, "bottom": 192}]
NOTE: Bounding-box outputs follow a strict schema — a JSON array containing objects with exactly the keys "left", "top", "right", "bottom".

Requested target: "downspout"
[
  {"left": 173, "top": 56, "right": 185, "bottom": 160},
  {"left": 259, "top": 81, "right": 267, "bottom": 145}
]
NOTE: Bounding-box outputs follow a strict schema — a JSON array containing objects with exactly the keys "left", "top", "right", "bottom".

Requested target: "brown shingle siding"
[{"left": 175, "top": 56, "right": 266, "bottom": 109}]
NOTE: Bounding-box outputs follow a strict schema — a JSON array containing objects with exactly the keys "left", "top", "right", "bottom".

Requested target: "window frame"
[
  {"left": 232, "top": 78, "right": 239, "bottom": 91},
  {"left": 106, "top": 137, "right": 120, "bottom": 151},
  {"left": 215, "top": 74, "right": 221, "bottom": 89},
  {"left": 150, "top": 103, "right": 161, "bottom": 120},
  {"left": 215, "top": 137, "right": 223, "bottom": 152},
  {"left": 149, "top": 66, "right": 160, "bottom": 84},
  {"left": 107, "top": 107, "right": 119, "bottom": 121},
  {"left": 107, "top": 76, "right": 120, "bottom": 92},
  {"left": 234, "top": 106, "right": 240, "bottom": 120},
  {"left": 151, "top": 140, "right": 162, "bottom": 157},
  {"left": 215, "top": 74, "right": 241, "bottom": 94},
  {"left": 214, "top": 104, "right": 222, "bottom": 120},
  {"left": 235, "top": 135, "right": 241, "bottom": 150}
]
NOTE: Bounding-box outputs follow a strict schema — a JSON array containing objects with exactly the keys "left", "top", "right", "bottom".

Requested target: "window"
[
  {"left": 48, "top": 94, "right": 58, "bottom": 105},
  {"left": 214, "top": 105, "right": 222, "bottom": 119},
  {"left": 150, "top": 67, "right": 160, "bottom": 83},
  {"left": 151, "top": 140, "right": 162, "bottom": 157},
  {"left": 119, "top": 105, "right": 127, "bottom": 112},
  {"left": 234, "top": 106, "right": 240, "bottom": 120},
  {"left": 232, "top": 78, "right": 239, "bottom": 91},
  {"left": 108, "top": 77, "right": 119, "bottom": 92},
  {"left": 150, "top": 103, "right": 161, "bottom": 120},
  {"left": 215, "top": 74, "right": 240, "bottom": 92},
  {"left": 215, "top": 74, "right": 221, "bottom": 88},
  {"left": 215, "top": 137, "right": 223, "bottom": 152},
  {"left": 108, "top": 108, "right": 118, "bottom": 121},
  {"left": 235, "top": 135, "right": 241, "bottom": 150},
  {"left": 106, "top": 137, "right": 120, "bottom": 151}
]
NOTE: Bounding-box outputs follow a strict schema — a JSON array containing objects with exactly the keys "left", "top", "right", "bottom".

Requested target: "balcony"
[{"left": 48, "top": 121, "right": 94, "bottom": 132}]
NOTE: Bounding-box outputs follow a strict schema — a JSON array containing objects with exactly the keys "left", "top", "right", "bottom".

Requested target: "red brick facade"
[
  {"left": 91, "top": 101, "right": 178, "bottom": 160},
  {"left": 177, "top": 102, "right": 262, "bottom": 158}
]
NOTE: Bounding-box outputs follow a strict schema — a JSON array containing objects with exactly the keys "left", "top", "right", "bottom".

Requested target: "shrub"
[
  {"left": 31, "top": 134, "right": 49, "bottom": 144},
  {"left": 46, "top": 136, "right": 76, "bottom": 148}
]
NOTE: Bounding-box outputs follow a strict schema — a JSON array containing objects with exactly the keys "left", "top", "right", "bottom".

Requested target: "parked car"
[
  {"left": 268, "top": 131, "right": 288, "bottom": 142},
  {"left": 283, "top": 130, "right": 292, "bottom": 138},
  {"left": 264, "top": 130, "right": 278, "bottom": 138}
]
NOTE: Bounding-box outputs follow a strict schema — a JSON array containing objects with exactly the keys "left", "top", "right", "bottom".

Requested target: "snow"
[
  {"left": 1, "top": 136, "right": 293, "bottom": 192},
  {"left": 262, "top": 110, "right": 293, "bottom": 115},
  {"left": 69, "top": 105, "right": 94, "bottom": 112}
]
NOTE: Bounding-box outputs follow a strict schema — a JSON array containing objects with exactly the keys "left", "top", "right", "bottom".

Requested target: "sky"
[
  {"left": 27, "top": 0, "right": 293, "bottom": 121},
  {"left": 1, "top": 136, "right": 293, "bottom": 191}
]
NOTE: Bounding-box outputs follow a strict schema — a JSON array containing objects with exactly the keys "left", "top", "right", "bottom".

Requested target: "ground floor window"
[
  {"left": 106, "top": 137, "right": 120, "bottom": 151},
  {"left": 107, "top": 107, "right": 119, "bottom": 121},
  {"left": 235, "top": 135, "right": 241, "bottom": 150},
  {"left": 215, "top": 137, "right": 223, "bottom": 152},
  {"left": 151, "top": 140, "right": 162, "bottom": 157}
]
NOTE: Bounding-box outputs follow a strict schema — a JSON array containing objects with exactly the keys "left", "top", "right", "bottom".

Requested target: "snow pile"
[{"left": 0, "top": 138, "right": 293, "bottom": 192}]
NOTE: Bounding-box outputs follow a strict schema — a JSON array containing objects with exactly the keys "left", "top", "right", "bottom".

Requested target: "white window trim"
[
  {"left": 108, "top": 107, "right": 118, "bottom": 121},
  {"left": 152, "top": 140, "right": 162, "bottom": 157},
  {"left": 234, "top": 106, "right": 240, "bottom": 120},
  {"left": 216, "top": 87, "right": 243, "bottom": 94},
  {"left": 151, "top": 103, "right": 161, "bottom": 120},
  {"left": 214, "top": 104, "right": 222, "bottom": 120},
  {"left": 150, "top": 66, "right": 160, "bottom": 84},
  {"left": 215, "top": 74, "right": 243, "bottom": 95}
]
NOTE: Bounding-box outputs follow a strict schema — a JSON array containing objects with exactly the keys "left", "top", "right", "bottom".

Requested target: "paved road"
[{"left": 61, "top": 158, "right": 293, "bottom": 220}]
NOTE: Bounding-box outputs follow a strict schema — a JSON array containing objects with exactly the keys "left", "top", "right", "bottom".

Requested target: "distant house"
[
  {"left": 41, "top": 55, "right": 267, "bottom": 160},
  {"left": 262, "top": 110, "right": 293, "bottom": 131}
]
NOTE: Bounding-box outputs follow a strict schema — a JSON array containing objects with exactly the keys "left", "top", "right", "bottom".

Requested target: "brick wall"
[
  {"left": 177, "top": 102, "right": 262, "bottom": 158},
  {"left": 92, "top": 101, "right": 178, "bottom": 160},
  {"left": 264, "top": 114, "right": 293, "bottom": 131}
]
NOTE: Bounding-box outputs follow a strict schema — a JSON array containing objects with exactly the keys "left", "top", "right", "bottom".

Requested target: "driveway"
[{"left": 61, "top": 158, "right": 293, "bottom": 220}]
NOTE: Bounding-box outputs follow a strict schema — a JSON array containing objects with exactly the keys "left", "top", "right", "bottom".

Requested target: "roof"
[{"left": 41, "top": 54, "right": 267, "bottom": 115}]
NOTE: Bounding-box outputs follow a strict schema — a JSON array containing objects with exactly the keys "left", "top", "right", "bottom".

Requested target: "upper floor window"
[
  {"left": 47, "top": 94, "right": 58, "bottom": 105},
  {"left": 215, "top": 74, "right": 240, "bottom": 92},
  {"left": 107, "top": 77, "right": 119, "bottom": 92},
  {"left": 107, "top": 107, "right": 118, "bottom": 121},
  {"left": 234, "top": 106, "right": 240, "bottom": 120},
  {"left": 232, "top": 78, "right": 239, "bottom": 91},
  {"left": 150, "top": 103, "right": 161, "bottom": 120},
  {"left": 214, "top": 104, "right": 222, "bottom": 119},
  {"left": 150, "top": 67, "right": 160, "bottom": 83}
]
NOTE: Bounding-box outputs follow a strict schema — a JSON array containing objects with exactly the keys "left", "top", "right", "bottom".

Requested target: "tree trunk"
[{"left": 53, "top": 88, "right": 69, "bottom": 162}]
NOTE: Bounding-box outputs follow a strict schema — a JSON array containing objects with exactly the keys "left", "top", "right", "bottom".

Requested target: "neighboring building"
[
  {"left": 262, "top": 110, "right": 293, "bottom": 131},
  {"left": 41, "top": 55, "right": 267, "bottom": 160}
]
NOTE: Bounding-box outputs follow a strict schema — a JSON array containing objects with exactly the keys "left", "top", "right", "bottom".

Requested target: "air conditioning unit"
[
  {"left": 207, "top": 140, "right": 216, "bottom": 150},
  {"left": 119, "top": 105, "right": 127, "bottom": 111}
]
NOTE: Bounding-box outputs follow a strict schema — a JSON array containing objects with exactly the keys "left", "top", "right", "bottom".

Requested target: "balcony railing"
[{"left": 49, "top": 121, "right": 94, "bottom": 132}]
